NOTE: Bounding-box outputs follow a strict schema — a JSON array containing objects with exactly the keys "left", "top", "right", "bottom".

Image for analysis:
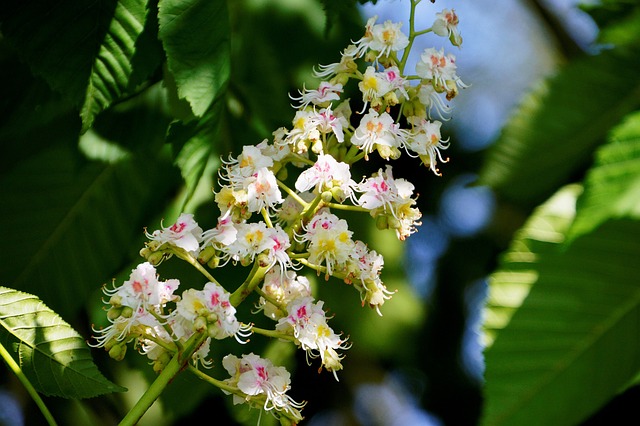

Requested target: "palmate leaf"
[
  {"left": 482, "top": 185, "right": 640, "bottom": 426},
  {"left": 0, "top": 143, "right": 179, "bottom": 319},
  {"left": 568, "top": 111, "right": 640, "bottom": 243},
  {"left": 0, "top": 0, "right": 117, "bottom": 106},
  {"left": 167, "top": 96, "right": 225, "bottom": 209},
  {"left": 81, "top": 0, "right": 164, "bottom": 132},
  {"left": 0, "top": 286, "right": 125, "bottom": 398},
  {"left": 477, "top": 45, "right": 640, "bottom": 207},
  {"left": 0, "top": 0, "right": 164, "bottom": 134},
  {"left": 158, "top": 0, "right": 230, "bottom": 117}
]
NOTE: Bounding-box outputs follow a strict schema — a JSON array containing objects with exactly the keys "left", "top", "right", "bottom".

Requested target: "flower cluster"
[{"left": 92, "top": 5, "right": 464, "bottom": 425}]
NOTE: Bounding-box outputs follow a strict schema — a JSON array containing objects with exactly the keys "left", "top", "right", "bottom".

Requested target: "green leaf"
[
  {"left": 81, "top": 0, "right": 164, "bottom": 132},
  {"left": 0, "top": 143, "right": 180, "bottom": 319},
  {"left": 477, "top": 45, "right": 640, "bottom": 207},
  {"left": 167, "top": 97, "right": 225, "bottom": 209},
  {"left": 0, "top": 0, "right": 163, "bottom": 133},
  {"left": 158, "top": 0, "right": 230, "bottom": 117},
  {"left": 482, "top": 185, "right": 640, "bottom": 426},
  {"left": 0, "top": 0, "right": 117, "bottom": 106},
  {"left": 568, "top": 111, "right": 640, "bottom": 243},
  {"left": 0, "top": 286, "right": 126, "bottom": 398}
]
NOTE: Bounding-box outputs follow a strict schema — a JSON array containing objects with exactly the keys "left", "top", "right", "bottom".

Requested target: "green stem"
[
  {"left": 322, "top": 202, "right": 369, "bottom": 213},
  {"left": 251, "top": 326, "right": 296, "bottom": 342},
  {"left": 118, "top": 332, "right": 206, "bottom": 426},
  {"left": 229, "top": 261, "right": 269, "bottom": 307},
  {"left": 187, "top": 365, "right": 241, "bottom": 395},
  {"left": 399, "top": 0, "right": 420, "bottom": 74},
  {"left": 261, "top": 208, "right": 274, "bottom": 228},
  {"left": 0, "top": 341, "right": 58, "bottom": 426},
  {"left": 254, "top": 287, "right": 286, "bottom": 312},
  {"left": 277, "top": 180, "right": 308, "bottom": 208},
  {"left": 174, "top": 250, "right": 220, "bottom": 285}
]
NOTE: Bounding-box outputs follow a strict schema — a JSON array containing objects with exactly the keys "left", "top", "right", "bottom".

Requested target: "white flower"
[
  {"left": 432, "top": 9, "right": 463, "bottom": 47},
  {"left": 313, "top": 105, "right": 349, "bottom": 143},
  {"left": 416, "top": 48, "right": 467, "bottom": 97},
  {"left": 175, "top": 282, "right": 247, "bottom": 342},
  {"left": 369, "top": 20, "right": 409, "bottom": 58},
  {"left": 299, "top": 212, "right": 355, "bottom": 276},
  {"left": 347, "top": 241, "right": 393, "bottom": 315},
  {"left": 276, "top": 297, "right": 349, "bottom": 379},
  {"left": 244, "top": 167, "right": 284, "bottom": 213},
  {"left": 351, "top": 109, "right": 402, "bottom": 160},
  {"left": 359, "top": 66, "right": 392, "bottom": 104},
  {"left": 406, "top": 117, "right": 450, "bottom": 175},
  {"left": 106, "top": 262, "right": 179, "bottom": 311},
  {"left": 145, "top": 213, "right": 203, "bottom": 254},
  {"left": 418, "top": 84, "right": 453, "bottom": 121},
  {"left": 259, "top": 268, "right": 312, "bottom": 320},
  {"left": 222, "top": 353, "right": 305, "bottom": 420},
  {"left": 295, "top": 154, "right": 356, "bottom": 201},
  {"left": 314, "top": 46, "right": 358, "bottom": 78},
  {"left": 290, "top": 81, "right": 343, "bottom": 109},
  {"left": 262, "top": 224, "right": 293, "bottom": 274},
  {"left": 201, "top": 212, "right": 238, "bottom": 249},
  {"left": 226, "top": 221, "right": 273, "bottom": 264},
  {"left": 356, "top": 165, "right": 401, "bottom": 211}
]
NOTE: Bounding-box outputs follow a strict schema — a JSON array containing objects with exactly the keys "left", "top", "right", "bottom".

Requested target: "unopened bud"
[
  {"left": 321, "top": 190, "right": 333, "bottom": 203},
  {"left": 139, "top": 247, "right": 151, "bottom": 258},
  {"left": 194, "top": 316, "right": 208, "bottom": 332},
  {"left": 257, "top": 252, "right": 270, "bottom": 268},
  {"left": 198, "top": 245, "right": 216, "bottom": 264},
  {"left": 331, "top": 187, "right": 346, "bottom": 203},
  {"left": 107, "top": 306, "right": 123, "bottom": 321},
  {"left": 207, "top": 256, "right": 220, "bottom": 269},
  {"left": 388, "top": 216, "right": 401, "bottom": 229},
  {"left": 375, "top": 215, "right": 389, "bottom": 230},
  {"left": 147, "top": 251, "right": 165, "bottom": 266},
  {"left": 120, "top": 306, "right": 134, "bottom": 318},
  {"left": 108, "top": 343, "right": 127, "bottom": 361}
]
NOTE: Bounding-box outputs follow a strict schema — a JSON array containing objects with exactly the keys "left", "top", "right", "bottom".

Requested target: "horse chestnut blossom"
[
  {"left": 222, "top": 353, "right": 305, "bottom": 422},
  {"left": 432, "top": 8, "right": 463, "bottom": 47},
  {"left": 406, "top": 117, "right": 450, "bottom": 175},
  {"left": 144, "top": 213, "right": 203, "bottom": 255},
  {"left": 276, "top": 297, "right": 350, "bottom": 379},
  {"left": 92, "top": 4, "right": 466, "bottom": 424}
]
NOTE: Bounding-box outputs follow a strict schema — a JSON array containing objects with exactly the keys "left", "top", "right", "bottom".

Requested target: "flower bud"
[
  {"left": 321, "top": 190, "right": 333, "bottom": 203},
  {"left": 107, "top": 306, "right": 123, "bottom": 321},
  {"left": 388, "top": 216, "right": 401, "bottom": 229},
  {"left": 147, "top": 251, "right": 166, "bottom": 266},
  {"left": 375, "top": 215, "right": 389, "bottom": 230},
  {"left": 332, "top": 72, "right": 350, "bottom": 87},
  {"left": 108, "top": 343, "right": 127, "bottom": 361},
  {"left": 120, "top": 306, "right": 134, "bottom": 318},
  {"left": 194, "top": 316, "right": 208, "bottom": 332},
  {"left": 207, "top": 256, "right": 220, "bottom": 269},
  {"left": 197, "top": 245, "right": 216, "bottom": 264},
  {"left": 257, "top": 252, "right": 270, "bottom": 268},
  {"left": 331, "top": 187, "right": 346, "bottom": 203}
]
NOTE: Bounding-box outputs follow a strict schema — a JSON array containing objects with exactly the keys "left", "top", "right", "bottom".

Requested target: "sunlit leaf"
[
  {"left": 0, "top": 286, "right": 126, "bottom": 398},
  {"left": 167, "top": 97, "right": 225, "bottom": 209},
  {"left": 81, "top": 0, "right": 164, "bottom": 132},
  {"left": 568, "top": 111, "right": 640, "bottom": 243},
  {"left": 482, "top": 185, "right": 640, "bottom": 426},
  {"left": 158, "top": 0, "right": 230, "bottom": 117},
  {"left": 477, "top": 45, "right": 640, "bottom": 206}
]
